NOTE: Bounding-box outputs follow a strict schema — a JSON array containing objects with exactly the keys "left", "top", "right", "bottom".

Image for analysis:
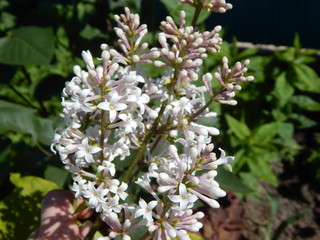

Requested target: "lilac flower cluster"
[
  {"left": 180, "top": 0, "right": 233, "bottom": 13},
  {"left": 52, "top": 4, "right": 253, "bottom": 240}
]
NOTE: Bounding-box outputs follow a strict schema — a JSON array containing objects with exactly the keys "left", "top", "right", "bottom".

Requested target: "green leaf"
[
  {"left": 0, "top": 26, "right": 54, "bottom": 65},
  {"left": 44, "top": 165, "right": 69, "bottom": 188},
  {"left": 239, "top": 171, "right": 259, "bottom": 194},
  {"left": 278, "top": 122, "right": 294, "bottom": 140},
  {"left": 80, "top": 24, "right": 106, "bottom": 40},
  {"left": 247, "top": 155, "right": 278, "bottom": 186},
  {"left": 292, "top": 64, "right": 320, "bottom": 93},
  {"left": 291, "top": 95, "right": 320, "bottom": 111},
  {"left": 189, "top": 232, "right": 207, "bottom": 240},
  {"left": 293, "top": 33, "right": 301, "bottom": 51},
  {"left": 290, "top": 113, "right": 317, "bottom": 129},
  {"left": 250, "top": 122, "right": 279, "bottom": 145},
  {"left": 0, "top": 100, "right": 55, "bottom": 145},
  {"left": 130, "top": 225, "right": 148, "bottom": 240},
  {"left": 172, "top": 233, "right": 207, "bottom": 240},
  {"left": 216, "top": 167, "right": 253, "bottom": 193},
  {"left": 245, "top": 55, "right": 272, "bottom": 82},
  {"left": 274, "top": 48, "right": 295, "bottom": 63},
  {"left": 0, "top": 173, "right": 59, "bottom": 239},
  {"left": 160, "top": 0, "right": 210, "bottom": 25},
  {"left": 225, "top": 114, "right": 250, "bottom": 141},
  {"left": 236, "top": 48, "right": 259, "bottom": 60},
  {"left": 273, "top": 72, "right": 295, "bottom": 108},
  {"left": 109, "top": 0, "right": 142, "bottom": 11}
]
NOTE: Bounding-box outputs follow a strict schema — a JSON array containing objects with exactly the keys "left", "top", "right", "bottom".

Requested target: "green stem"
[
  {"left": 188, "top": 86, "right": 224, "bottom": 122},
  {"left": 127, "top": 135, "right": 163, "bottom": 185},
  {"left": 191, "top": 4, "right": 203, "bottom": 27},
  {"left": 122, "top": 98, "right": 169, "bottom": 183}
]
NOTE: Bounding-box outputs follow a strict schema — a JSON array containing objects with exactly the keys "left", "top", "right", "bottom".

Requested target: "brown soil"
[{"left": 199, "top": 161, "right": 320, "bottom": 240}]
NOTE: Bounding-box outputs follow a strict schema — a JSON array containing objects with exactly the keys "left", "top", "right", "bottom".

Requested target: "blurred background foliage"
[{"left": 0, "top": 0, "right": 319, "bottom": 239}]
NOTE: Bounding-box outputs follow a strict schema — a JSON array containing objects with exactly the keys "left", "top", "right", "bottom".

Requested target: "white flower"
[
  {"left": 215, "top": 148, "right": 234, "bottom": 171},
  {"left": 75, "top": 138, "right": 101, "bottom": 163},
  {"left": 71, "top": 175, "right": 87, "bottom": 198},
  {"left": 83, "top": 182, "right": 108, "bottom": 209},
  {"left": 97, "top": 92, "right": 127, "bottom": 122},
  {"left": 97, "top": 160, "right": 116, "bottom": 176},
  {"left": 135, "top": 198, "right": 157, "bottom": 222},
  {"left": 127, "top": 87, "right": 149, "bottom": 114},
  {"left": 109, "top": 182, "right": 129, "bottom": 200},
  {"left": 168, "top": 183, "right": 197, "bottom": 209},
  {"left": 117, "top": 113, "right": 139, "bottom": 134},
  {"left": 171, "top": 97, "right": 192, "bottom": 116}
]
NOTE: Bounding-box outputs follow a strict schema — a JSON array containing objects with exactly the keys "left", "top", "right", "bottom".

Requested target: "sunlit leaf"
[
  {"left": 247, "top": 155, "right": 278, "bottom": 186},
  {"left": 0, "top": 173, "right": 59, "bottom": 239},
  {"left": 273, "top": 72, "right": 295, "bottom": 108},
  {"left": 0, "top": 26, "right": 54, "bottom": 65},
  {"left": 250, "top": 122, "right": 279, "bottom": 145},
  {"left": 293, "top": 64, "right": 320, "bottom": 93}
]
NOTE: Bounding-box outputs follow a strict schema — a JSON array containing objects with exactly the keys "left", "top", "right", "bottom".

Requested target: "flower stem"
[
  {"left": 122, "top": 98, "right": 169, "bottom": 183},
  {"left": 191, "top": 3, "right": 203, "bottom": 27},
  {"left": 188, "top": 86, "right": 224, "bottom": 122}
]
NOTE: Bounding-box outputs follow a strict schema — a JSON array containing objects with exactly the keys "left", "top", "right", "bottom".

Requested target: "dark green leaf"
[
  {"left": 273, "top": 72, "right": 294, "bottom": 108},
  {"left": 225, "top": 114, "right": 250, "bottom": 141},
  {"left": 130, "top": 225, "right": 148, "bottom": 240},
  {"left": 73, "top": 201, "right": 88, "bottom": 215},
  {"left": 0, "top": 26, "right": 54, "bottom": 65},
  {"left": 246, "top": 56, "right": 272, "bottom": 82},
  {"left": 293, "top": 64, "right": 320, "bottom": 93},
  {"left": 0, "top": 100, "right": 55, "bottom": 145},
  {"left": 109, "top": 0, "right": 142, "bottom": 11},
  {"left": 216, "top": 167, "right": 253, "bottom": 193},
  {"left": 292, "top": 95, "right": 320, "bottom": 111},
  {"left": 44, "top": 165, "right": 69, "bottom": 188},
  {"left": 80, "top": 24, "right": 106, "bottom": 40}
]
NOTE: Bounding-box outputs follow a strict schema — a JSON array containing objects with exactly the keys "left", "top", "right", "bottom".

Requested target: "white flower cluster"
[{"left": 52, "top": 6, "right": 253, "bottom": 240}]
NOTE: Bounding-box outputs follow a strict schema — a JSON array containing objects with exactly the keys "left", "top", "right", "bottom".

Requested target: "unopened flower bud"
[
  {"left": 247, "top": 76, "right": 254, "bottom": 81},
  {"left": 101, "top": 50, "right": 110, "bottom": 61},
  {"left": 225, "top": 83, "right": 234, "bottom": 91},
  {"left": 132, "top": 55, "right": 140, "bottom": 62}
]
